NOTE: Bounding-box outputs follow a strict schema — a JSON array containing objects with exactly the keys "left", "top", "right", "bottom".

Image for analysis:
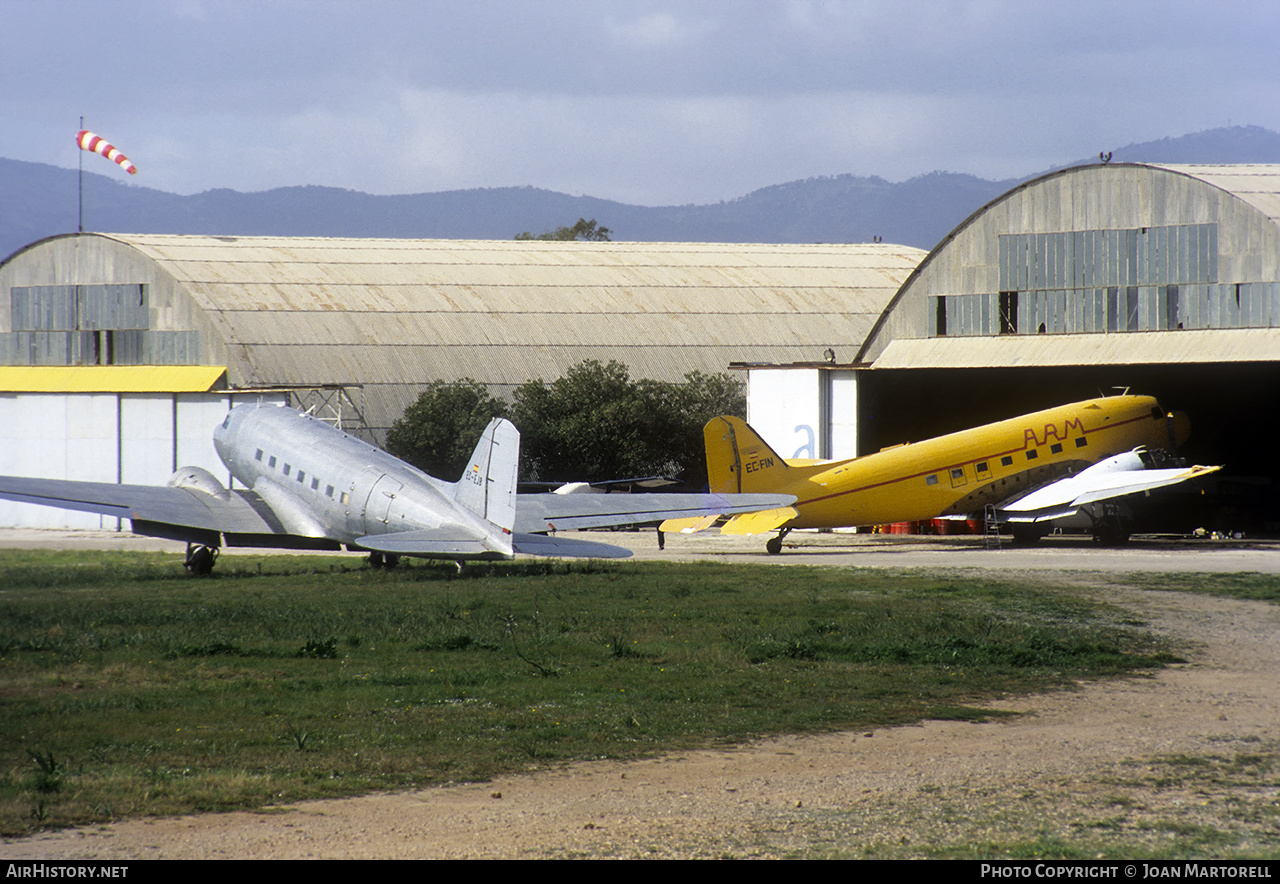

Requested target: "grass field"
[{"left": 0, "top": 550, "right": 1185, "bottom": 837}]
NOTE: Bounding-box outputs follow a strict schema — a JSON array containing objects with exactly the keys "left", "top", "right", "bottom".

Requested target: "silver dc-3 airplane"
[{"left": 0, "top": 402, "right": 794, "bottom": 573}]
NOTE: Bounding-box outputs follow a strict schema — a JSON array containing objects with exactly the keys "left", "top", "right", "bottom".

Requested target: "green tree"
[
  {"left": 514, "top": 218, "right": 612, "bottom": 241},
  {"left": 654, "top": 370, "right": 747, "bottom": 485},
  {"left": 510, "top": 360, "right": 744, "bottom": 485},
  {"left": 384, "top": 380, "right": 509, "bottom": 479}
]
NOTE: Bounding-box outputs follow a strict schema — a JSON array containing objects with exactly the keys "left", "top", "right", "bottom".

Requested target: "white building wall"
[
  {"left": 829, "top": 372, "right": 859, "bottom": 459},
  {"left": 0, "top": 391, "right": 273, "bottom": 530},
  {"left": 746, "top": 368, "right": 861, "bottom": 462},
  {"left": 747, "top": 368, "right": 822, "bottom": 460}
]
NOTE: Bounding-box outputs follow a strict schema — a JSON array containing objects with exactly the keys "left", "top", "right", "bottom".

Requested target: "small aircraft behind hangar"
[
  {"left": 662, "top": 395, "right": 1220, "bottom": 553},
  {"left": 0, "top": 402, "right": 794, "bottom": 573}
]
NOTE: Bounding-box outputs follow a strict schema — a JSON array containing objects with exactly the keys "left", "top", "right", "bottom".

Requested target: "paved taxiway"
[{"left": 2, "top": 527, "right": 1278, "bottom": 574}]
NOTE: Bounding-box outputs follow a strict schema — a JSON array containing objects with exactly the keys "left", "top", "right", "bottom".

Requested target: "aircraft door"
[
  {"left": 346, "top": 466, "right": 389, "bottom": 537},
  {"left": 363, "top": 474, "right": 404, "bottom": 535}
]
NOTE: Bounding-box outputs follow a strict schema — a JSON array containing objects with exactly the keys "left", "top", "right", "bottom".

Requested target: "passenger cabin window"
[
  {"left": 326, "top": 485, "right": 335, "bottom": 497},
  {"left": 925, "top": 474, "right": 939, "bottom": 486},
  {"left": 255, "top": 449, "right": 263, "bottom": 461},
  {"left": 311, "top": 478, "right": 320, "bottom": 490},
  {"left": 1050, "top": 443, "right": 1063, "bottom": 454},
  {"left": 268, "top": 456, "right": 277, "bottom": 468},
  {"left": 1001, "top": 456, "right": 1014, "bottom": 467},
  {"left": 297, "top": 470, "right": 306, "bottom": 483},
  {"left": 1075, "top": 437, "right": 1088, "bottom": 448},
  {"left": 283, "top": 464, "right": 291, "bottom": 476},
  {"left": 1026, "top": 450, "right": 1038, "bottom": 460},
  {"left": 976, "top": 462, "right": 989, "bottom": 473}
]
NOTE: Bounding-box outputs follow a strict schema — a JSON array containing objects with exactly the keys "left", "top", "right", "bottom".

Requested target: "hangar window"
[
  {"left": 925, "top": 474, "right": 939, "bottom": 486},
  {"left": 999, "top": 292, "right": 1018, "bottom": 334},
  {"left": 986, "top": 224, "right": 1232, "bottom": 337},
  {"left": 2, "top": 284, "right": 205, "bottom": 366}
]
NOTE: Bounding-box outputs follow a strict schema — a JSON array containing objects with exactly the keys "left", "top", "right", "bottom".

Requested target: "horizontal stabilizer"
[
  {"left": 511, "top": 533, "right": 632, "bottom": 559},
  {"left": 515, "top": 492, "right": 794, "bottom": 533},
  {"left": 719, "top": 506, "right": 799, "bottom": 536},
  {"left": 355, "top": 529, "right": 503, "bottom": 558},
  {"left": 658, "top": 514, "right": 719, "bottom": 534}
]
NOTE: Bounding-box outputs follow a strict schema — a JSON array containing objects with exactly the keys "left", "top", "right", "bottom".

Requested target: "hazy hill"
[{"left": 3, "top": 126, "right": 1278, "bottom": 261}]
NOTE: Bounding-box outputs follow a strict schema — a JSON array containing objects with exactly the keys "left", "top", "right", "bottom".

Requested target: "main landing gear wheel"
[
  {"left": 765, "top": 528, "right": 792, "bottom": 555},
  {"left": 1091, "top": 503, "right": 1131, "bottom": 546},
  {"left": 184, "top": 544, "right": 218, "bottom": 576},
  {"left": 367, "top": 552, "right": 401, "bottom": 569},
  {"left": 1093, "top": 515, "right": 1131, "bottom": 546}
]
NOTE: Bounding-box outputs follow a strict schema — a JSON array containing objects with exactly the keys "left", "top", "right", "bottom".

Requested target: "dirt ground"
[{"left": 3, "top": 531, "right": 1279, "bottom": 859}]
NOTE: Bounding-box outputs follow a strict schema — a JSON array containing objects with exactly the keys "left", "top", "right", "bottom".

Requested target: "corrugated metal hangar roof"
[
  {"left": 1162, "top": 164, "right": 1280, "bottom": 223},
  {"left": 0, "top": 234, "right": 925, "bottom": 434}
]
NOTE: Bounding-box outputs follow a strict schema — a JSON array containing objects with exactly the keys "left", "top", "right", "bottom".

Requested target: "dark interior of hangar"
[{"left": 856, "top": 364, "right": 1280, "bottom": 535}]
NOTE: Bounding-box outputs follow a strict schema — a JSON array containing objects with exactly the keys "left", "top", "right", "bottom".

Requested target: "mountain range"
[{"left": 3, "top": 125, "right": 1278, "bottom": 261}]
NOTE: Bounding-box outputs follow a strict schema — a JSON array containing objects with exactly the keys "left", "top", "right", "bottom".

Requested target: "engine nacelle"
[{"left": 168, "top": 466, "right": 229, "bottom": 498}]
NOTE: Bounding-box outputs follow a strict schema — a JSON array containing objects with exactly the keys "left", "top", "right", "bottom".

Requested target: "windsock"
[{"left": 76, "top": 130, "right": 137, "bottom": 175}]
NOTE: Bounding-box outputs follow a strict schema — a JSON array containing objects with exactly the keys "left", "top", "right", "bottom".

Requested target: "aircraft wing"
[
  {"left": 0, "top": 474, "right": 285, "bottom": 542},
  {"left": 513, "top": 492, "right": 795, "bottom": 533},
  {"left": 999, "top": 457, "right": 1221, "bottom": 523}
]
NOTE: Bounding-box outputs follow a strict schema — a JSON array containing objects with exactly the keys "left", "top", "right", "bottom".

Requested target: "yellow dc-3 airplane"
[{"left": 662, "top": 394, "right": 1221, "bottom": 553}]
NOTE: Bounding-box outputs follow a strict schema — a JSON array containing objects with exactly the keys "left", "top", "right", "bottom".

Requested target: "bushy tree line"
[
  {"left": 384, "top": 360, "right": 745, "bottom": 486},
  {"left": 514, "top": 218, "right": 611, "bottom": 242}
]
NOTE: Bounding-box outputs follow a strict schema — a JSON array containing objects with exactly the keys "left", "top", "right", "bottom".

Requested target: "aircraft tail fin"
[
  {"left": 453, "top": 418, "right": 520, "bottom": 532},
  {"left": 704, "top": 416, "right": 791, "bottom": 494}
]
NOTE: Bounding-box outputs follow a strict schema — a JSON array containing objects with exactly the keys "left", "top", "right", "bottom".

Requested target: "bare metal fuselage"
[{"left": 214, "top": 404, "right": 512, "bottom": 556}]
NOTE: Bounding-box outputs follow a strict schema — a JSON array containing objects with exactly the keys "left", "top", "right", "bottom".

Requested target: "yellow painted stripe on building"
[{"left": 0, "top": 366, "right": 227, "bottom": 393}]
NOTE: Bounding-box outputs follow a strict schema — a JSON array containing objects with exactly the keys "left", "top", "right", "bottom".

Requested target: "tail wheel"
[
  {"left": 184, "top": 544, "right": 218, "bottom": 576},
  {"left": 765, "top": 528, "right": 791, "bottom": 555}
]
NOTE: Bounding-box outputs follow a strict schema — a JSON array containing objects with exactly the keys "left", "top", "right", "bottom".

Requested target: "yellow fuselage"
[{"left": 716, "top": 396, "right": 1178, "bottom": 530}]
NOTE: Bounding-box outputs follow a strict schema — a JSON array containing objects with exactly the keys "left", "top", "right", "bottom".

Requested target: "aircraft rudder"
[
  {"left": 703, "top": 415, "right": 789, "bottom": 494},
  {"left": 454, "top": 418, "right": 520, "bottom": 532}
]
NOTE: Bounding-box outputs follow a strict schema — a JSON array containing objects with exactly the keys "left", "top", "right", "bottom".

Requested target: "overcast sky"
[{"left": 3, "top": 0, "right": 1277, "bottom": 205}]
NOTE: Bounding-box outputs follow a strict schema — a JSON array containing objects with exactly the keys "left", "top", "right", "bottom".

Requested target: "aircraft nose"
[{"left": 1168, "top": 411, "right": 1191, "bottom": 447}]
